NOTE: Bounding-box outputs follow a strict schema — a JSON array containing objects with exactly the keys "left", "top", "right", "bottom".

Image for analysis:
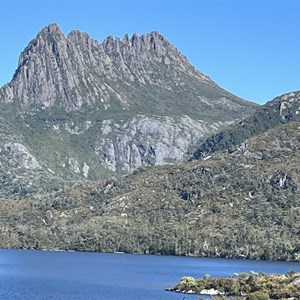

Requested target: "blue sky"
[{"left": 0, "top": 0, "right": 299, "bottom": 104}]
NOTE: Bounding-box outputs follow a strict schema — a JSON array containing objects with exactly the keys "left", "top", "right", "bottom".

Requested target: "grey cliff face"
[
  {"left": 38, "top": 114, "right": 227, "bottom": 177},
  {"left": 0, "top": 23, "right": 256, "bottom": 119},
  {"left": 93, "top": 115, "right": 226, "bottom": 172},
  {"left": 2, "top": 24, "right": 110, "bottom": 110}
]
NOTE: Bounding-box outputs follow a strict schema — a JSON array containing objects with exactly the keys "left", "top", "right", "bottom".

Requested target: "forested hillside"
[{"left": 1, "top": 121, "right": 299, "bottom": 261}]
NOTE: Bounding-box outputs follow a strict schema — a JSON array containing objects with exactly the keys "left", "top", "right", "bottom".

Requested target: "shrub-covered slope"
[
  {"left": 1, "top": 121, "right": 299, "bottom": 261},
  {"left": 192, "top": 90, "right": 300, "bottom": 159}
]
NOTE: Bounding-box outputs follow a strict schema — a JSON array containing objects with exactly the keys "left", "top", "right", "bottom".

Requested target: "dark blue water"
[{"left": 0, "top": 249, "right": 299, "bottom": 299}]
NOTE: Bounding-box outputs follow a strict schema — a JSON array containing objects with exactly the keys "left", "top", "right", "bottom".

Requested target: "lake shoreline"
[
  {"left": 1, "top": 246, "right": 299, "bottom": 263},
  {"left": 0, "top": 249, "right": 299, "bottom": 300}
]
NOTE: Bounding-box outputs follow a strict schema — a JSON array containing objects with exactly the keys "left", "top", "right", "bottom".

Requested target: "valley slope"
[
  {"left": 1, "top": 114, "right": 299, "bottom": 261},
  {"left": 192, "top": 90, "right": 300, "bottom": 159}
]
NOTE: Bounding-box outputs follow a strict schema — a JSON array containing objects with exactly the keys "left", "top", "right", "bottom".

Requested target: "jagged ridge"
[{"left": 0, "top": 23, "right": 256, "bottom": 120}]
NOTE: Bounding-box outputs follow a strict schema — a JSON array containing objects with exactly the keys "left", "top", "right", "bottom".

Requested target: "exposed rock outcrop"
[
  {"left": 0, "top": 23, "right": 256, "bottom": 120},
  {"left": 94, "top": 115, "right": 227, "bottom": 172}
]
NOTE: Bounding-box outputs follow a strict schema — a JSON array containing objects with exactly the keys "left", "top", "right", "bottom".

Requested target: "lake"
[{"left": 0, "top": 249, "right": 299, "bottom": 299}]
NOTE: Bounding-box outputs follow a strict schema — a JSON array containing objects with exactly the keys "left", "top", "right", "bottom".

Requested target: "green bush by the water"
[{"left": 168, "top": 271, "right": 300, "bottom": 299}]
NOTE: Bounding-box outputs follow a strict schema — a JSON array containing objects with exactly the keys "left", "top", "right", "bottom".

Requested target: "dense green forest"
[{"left": 0, "top": 122, "right": 299, "bottom": 261}]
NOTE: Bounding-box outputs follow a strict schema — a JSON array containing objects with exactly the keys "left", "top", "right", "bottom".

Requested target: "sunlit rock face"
[{"left": 0, "top": 23, "right": 256, "bottom": 119}]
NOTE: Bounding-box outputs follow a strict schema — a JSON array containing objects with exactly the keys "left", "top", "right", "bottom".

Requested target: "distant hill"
[{"left": 192, "top": 90, "right": 300, "bottom": 159}]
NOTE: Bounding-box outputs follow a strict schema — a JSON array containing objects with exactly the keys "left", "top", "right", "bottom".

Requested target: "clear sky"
[{"left": 0, "top": 0, "right": 299, "bottom": 104}]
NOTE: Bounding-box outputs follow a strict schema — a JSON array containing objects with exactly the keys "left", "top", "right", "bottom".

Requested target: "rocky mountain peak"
[
  {"left": 122, "top": 33, "right": 130, "bottom": 45},
  {"left": 45, "top": 23, "right": 63, "bottom": 34},
  {"left": 67, "top": 29, "right": 93, "bottom": 44},
  {"left": 101, "top": 31, "right": 183, "bottom": 60},
  {"left": 35, "top": 23, "right": 64, "bottom": 40},
  {"left": 0, "top": 24, "right": 256, "bottom": 117},
  {"left": 102, "top": 35, "right": 116, "bottom": 52},
  {"left": 135, "top": 31, "right": 166, "bottom": 53},
  {"left": 18, "top": 23, "right": 65, "bottom": 67}
]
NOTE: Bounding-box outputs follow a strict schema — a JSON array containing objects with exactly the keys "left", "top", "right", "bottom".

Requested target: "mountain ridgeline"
[
  {"left": 0, "top": 23, "right": 254, "bottom": 119},
  {"left": 192, "top": 91, "right": 300, "bottom": 159}
]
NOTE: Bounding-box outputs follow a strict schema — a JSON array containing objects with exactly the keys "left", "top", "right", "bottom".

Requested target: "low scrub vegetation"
[{"left": 168, "top": 271, "right": 300, "bottom": 299}]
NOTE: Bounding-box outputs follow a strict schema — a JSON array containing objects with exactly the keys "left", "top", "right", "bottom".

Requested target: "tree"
[{"left": 179, "top": 276, "right": 197, "bottom": 299}]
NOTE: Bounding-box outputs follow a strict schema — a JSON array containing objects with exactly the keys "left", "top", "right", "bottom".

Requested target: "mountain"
[
  {"left": 0, "top": 23, "right": 255, "bottom": 119},
  {"left": 0, "top": 24, "right": 299, "bottom": 260},
  {"left": 0, "top": 24, "right": 257, "bottom": 197},
  {"left": 1, "top": 120, "right": 299, "bottom": 261},
  {"left": 192, "top": 90, "right": 300, "bottom": 159}
]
